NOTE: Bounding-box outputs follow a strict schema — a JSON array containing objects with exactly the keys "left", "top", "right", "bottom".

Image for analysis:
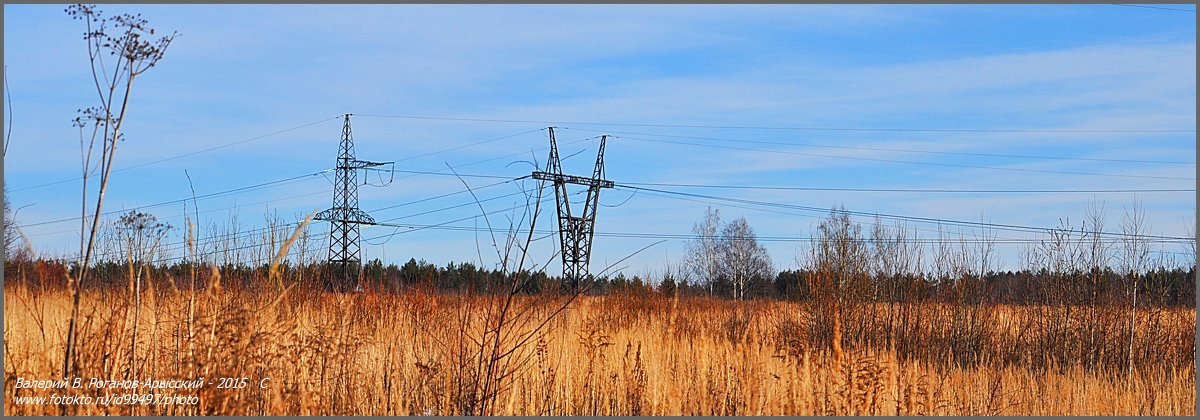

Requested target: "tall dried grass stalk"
[{"left": 4, "top": 285, "right": 1193, "bottom": 416}]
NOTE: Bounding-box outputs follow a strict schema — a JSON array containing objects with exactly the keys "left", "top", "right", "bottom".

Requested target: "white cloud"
[{"left": 5, "top": 4, "right": 1194, "bottom": 272}]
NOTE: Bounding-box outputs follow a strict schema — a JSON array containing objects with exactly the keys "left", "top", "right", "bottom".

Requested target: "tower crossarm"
[
  {"left": 531, "top": 171, "right": 614, "bottom": 188},
  {"left": 314, "top": 207, "right": 377, "bottom": 225},
  {"left": 341, "top": 159, "right": 391, "bottom": 170}
]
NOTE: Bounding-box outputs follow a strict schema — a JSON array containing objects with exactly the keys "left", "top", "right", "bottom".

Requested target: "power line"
[
  {"left": 367, "top": 177, "right": 523, "bottom": 213},
  {"left": 22, "top": 118, "right": 1192, "bottom": 263},
  {"left": 149, "top": 230, "right": 333, "bottom": 265},
  {"left": 621, "top": 186, "right": 1029, "bottom": 242},
  {"left": 394, "top": 128, "right": 547, "bottom": 163},
  {"left": 618, "top": 181, "right": 1194, "bottom": 194},
  {"left": 1112, "top": 4, "right": 1195, "bottom": 13},
  {"left": 92, "top": 222, "right": 1195, "bottom": 268},
  {"left": 152, "top": 176, "right": 534, "bottom": 261},
  {"left": 369, "top": 166, "right": 1194, "bottom": 195},
  {"left": 376, "top": 189, "right": 532, "bottom": 225},
  {"left": 386, "top": 134, "right": 598, "bottom": 184},
  {"left": 568, "top": 127, "right": 1194, "bottom": 165},
  {"left": 373, "top": 167, "right": 527, "bottom": 181},
  {"left": 166, "top": 221, "right": 1196, "bottom": 268},
  {"left": 9, "top": 115, "right": 343, "bottom": 192},
  {"left": 19, "top": 169, "right": 331, "bottom": 228},
  {"left": 621, "top": 185, "right": 1188, "bottom": 248},
  {"left": 19, "top": 140, "right": 547, "bottom": 250},
  {"left": 612, "top": 135, "right": 1194, "bottom": 181},
  {"left": 614, "top": 184, "right": 1193, "bottom": 242},
  {"left": 85, "top": 206, "right": 1198, "bottom": 267},
  {"left": 360, "top": 167, "right": 1197, "bottom": 195},
  {"left": 20, "top": 188, "right": 330, "bottom": 239},
  {"left": 336, "top": 131, "right": 594, "bottom": 200},
  {"left": 355, "top": 113, "right": 1195, "bottom": 134},
  {"left": 84, "top": 211, "right": 329, "bottom": 263},
  {"left": 374, "top": 188, "right": 577, "bottom": 229},
  {"left": 363, "top": 191, "right": 567, "bottom": 247},
  {"left": 81, "top": 176, "right": 534, "bottom": 262},
  {"left": 359, "top": 222, "right": 1192, "bottom": 245},
  {"left": 58, "top": 184, "right": 1196, "bottom": 266},
  {"left": 33, "top": 164, "right": 1187, "bottom": 252}
]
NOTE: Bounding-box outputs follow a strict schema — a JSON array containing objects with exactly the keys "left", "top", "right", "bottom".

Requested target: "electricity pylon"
[
  {"left": 315, "top": 114, "right": 390, "bottom": 291},
  {"left": 531, "top": 127, "right": 614, "bottom": 291}
]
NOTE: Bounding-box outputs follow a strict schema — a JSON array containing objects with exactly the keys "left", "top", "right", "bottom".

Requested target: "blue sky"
[{"left": 3, "top": 4, "right": 1196, "bottom": 278}]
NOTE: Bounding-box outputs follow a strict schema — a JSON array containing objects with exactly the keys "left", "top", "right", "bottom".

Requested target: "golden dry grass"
[{"left": 3, "top": 281, "right": 1195, "bottom": 416}]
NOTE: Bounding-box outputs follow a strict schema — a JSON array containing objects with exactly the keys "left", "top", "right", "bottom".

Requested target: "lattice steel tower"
[
  {"left": 315, "top": 114, "right": 388, "bottom": 291},
  {"left": 531, "top": 127, "right": 614, "bottom": 291}
]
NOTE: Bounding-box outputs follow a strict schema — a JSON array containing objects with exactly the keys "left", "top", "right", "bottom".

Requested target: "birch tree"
[
  {"left": 1119, "top": 199, "right": 1149, "bottom": 385},
  {"left": 718, "top": 216, "right": 773, "bottom": 300},
  {"left": 685, "top": 207, "right": 722, "bottom": 296}
]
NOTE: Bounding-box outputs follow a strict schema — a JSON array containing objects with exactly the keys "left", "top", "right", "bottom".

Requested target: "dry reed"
[{"left": 3, "top": 283, "right": 1193, "bottom": 416}]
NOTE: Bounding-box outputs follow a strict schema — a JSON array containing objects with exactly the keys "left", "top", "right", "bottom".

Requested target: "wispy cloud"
[{"left": 5, "top": 4, "right": 1193, "bottom": 272}]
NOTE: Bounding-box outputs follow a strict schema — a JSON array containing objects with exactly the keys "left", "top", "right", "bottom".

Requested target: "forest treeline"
[
  {"left": 4, "top": 202, "right": 1194, "bottom": 306},
  {"left": 5, "top": 248, "right": 1193, "bottom": 307}
]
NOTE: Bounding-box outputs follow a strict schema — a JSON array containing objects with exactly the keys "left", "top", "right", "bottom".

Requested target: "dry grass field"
[{"left": 3, "top": 277, "right": 1194, "bottom": 416}]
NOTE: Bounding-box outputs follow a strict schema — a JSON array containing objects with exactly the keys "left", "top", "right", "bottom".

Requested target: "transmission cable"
[
  {"left": 20, "top": 169, "right": 332, "bottom": 228},
  {"left": 567, "top": 127, "right": 1194, "bottom": 165},
  {"left": 1111, "top": 4, "right": 1195, "bottom": 13},
  {"left": 355, "top": 113, "right": 1195, "bottom": 134},
  {"left": 392, "top": 127, "right": 547, "bottom": 163},
  {"left": 617, "top": 181, "right": 1193, "bottom": 194},
  {"left": 83, "top": 175, "right": 532, "bottom": 261},
  {"left": 9, "top": 115, "right": 343, "bottom": 192},
  {"left": 354, "top": 222, "right": 1189, "bottom": 246},
  {"left": 369, "top": 168, "right": 1193, "bottom": 194},
  {"left": 611, "top": 135, "right": 1193, "bottom": 181},
  {"left": 614, "top": 184, "right": 1192, "bottom": 242}
]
